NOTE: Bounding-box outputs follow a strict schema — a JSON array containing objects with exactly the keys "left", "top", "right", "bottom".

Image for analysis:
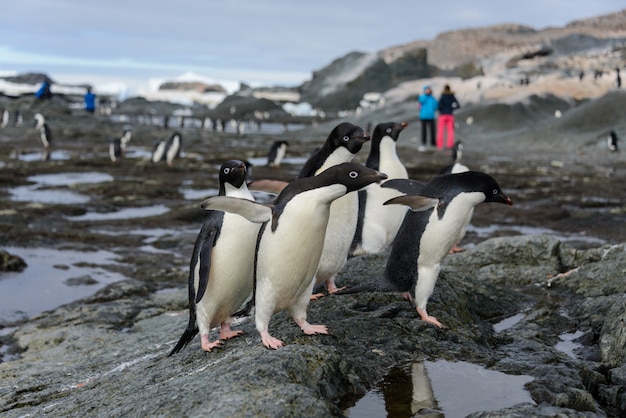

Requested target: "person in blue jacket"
[
  {"left": 35, "top": 79, "right": 52, "bottom": 100},
  {"left": 418, "top": 85, "right": 438, "bottom": 150},
  {"left": 84, "top": 87, "right": 96, "bottom": 113}
]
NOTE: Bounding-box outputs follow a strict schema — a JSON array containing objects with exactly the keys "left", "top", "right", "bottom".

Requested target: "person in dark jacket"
[
  {"left": 417, "top": 85, "right": 438, "bottom": 151},
  {"left": 437, "top": 84, "right": 460, "bottom": 149}
]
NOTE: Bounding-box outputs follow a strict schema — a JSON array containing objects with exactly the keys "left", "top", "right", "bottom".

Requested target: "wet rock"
[
  {"left": 64, "top": 275, "right": 98, "bottom": 286},
  {"left": 0, "top": 236, "right": 625, "bottom": 417},
  {"left": 0, "top": 250, "right": 27, "bottom": 272}
]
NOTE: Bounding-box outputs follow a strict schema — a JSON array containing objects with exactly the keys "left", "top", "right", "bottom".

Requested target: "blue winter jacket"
[{"left": 418, "top": 93, "right": 438, "bottom": 120}]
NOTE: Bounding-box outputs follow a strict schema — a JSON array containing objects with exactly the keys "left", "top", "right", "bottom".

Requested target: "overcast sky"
[{"left": 0, "top": 1, "right": 623, "bottom": 91}]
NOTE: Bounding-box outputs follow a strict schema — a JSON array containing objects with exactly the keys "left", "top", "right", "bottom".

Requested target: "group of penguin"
[
  {"left": 24, "top": 112, "right": 183, "bottom": 165},
  {"left": 169, "top": 121, "right": 514, "bottom": 355}
]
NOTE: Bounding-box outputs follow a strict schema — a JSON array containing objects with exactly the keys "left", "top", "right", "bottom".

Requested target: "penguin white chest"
[{"left": 418, "top": 192, "right": 484, "bottom": 266}]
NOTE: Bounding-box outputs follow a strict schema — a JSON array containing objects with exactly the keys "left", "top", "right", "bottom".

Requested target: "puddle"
[
  {"left": 555, "top": 330, "right": 584, "bottom": 358},
  {"left": 246, "top": 156, "right": 308, "bottom": 167},
  {"left": 0, "top": 247, "right": 127, "bottom": 323},
  {"left": 16, "top": 150, "right": 71, "bottom": 161},
  {"left": 493, "top": 312, "right": 526, "bottom": 332},
  {"left": 180, "top": 187, "right": 220, "bottom": 201},
  {"left": 66, "top": 204, "right": 170, "bottom": 221},
  {"left": 343, "top": 360, "right": 534, "bottom": 417},
  {"left": 9, "top": 172, "right": 114, "bottom": 204}
]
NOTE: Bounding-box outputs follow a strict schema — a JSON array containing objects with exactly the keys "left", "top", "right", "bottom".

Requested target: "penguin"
[
  {"left": 33, "top": 113, "right": 52, "bottom": 148},
  {"left": 164, "top": 132, "right": 183, "bottom": 166},
  {"left": 608, "top": 131, "right": 619, "bottom": 152},
  {"left": 14, "top": 111, "right": 23, "bottom": 127},
  {"left": 169, "top": 160, "right": 260, "bottom": 355},
  {"left": 438, "top": 141, "right": 471, "bottom": 252},
  {"left": 200, "top": 162, "right": 387, "bottom": 349},
  {"left": 351, "top": 121, "right": 409, "bottom": 257},
  {"left": 298, "top": 122, "right": 370, "bottom": 297},
  {"left": 267, "top": 140, "right": 289, "bottom": 167},
  {"left": 1, "top": 109, "right": 8, "bottom": 128},
  {"left": 340, "top": 171, "right": 512, "bottom": 329},
  {"left": 151, "top": 139, "right": 167, "bottom": 164},
  {"left": 439, "top": 141, "right": 469, "bottom": 175},
  {"left": 109, "top": 129, "right": 132, "bottom": 163}
]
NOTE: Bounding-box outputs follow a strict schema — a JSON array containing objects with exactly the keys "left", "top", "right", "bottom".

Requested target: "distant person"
[
  {"left": 436, "top": 84, "right": 460, "bottom": 150},
  {"left": 578, "top": 70, "right": 585, "bottom": 81},
  {"left": 84, "top": 87, "right": 96, "bottom": 113},
  {"left": 616, "top": 68, "right": 622, "bottom": 88},
  {"left": 35, "top": 79, "right": 52, "bottom": 100},
  {"left": 418, "top": 85, "right": 438, "bottom": 151}
]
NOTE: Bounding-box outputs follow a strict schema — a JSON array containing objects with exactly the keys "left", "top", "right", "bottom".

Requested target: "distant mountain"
[{"left": 296, "top": 9, "right": 626, "bottom": 113}]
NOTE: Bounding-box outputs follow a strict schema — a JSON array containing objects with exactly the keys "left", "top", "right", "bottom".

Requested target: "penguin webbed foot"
[
  {"left": 219, "top": 326, "right": 243, "bottom": 341},
  {"left": 297, "top": 320, "right": 329, "bottom": 336},
  {"left": 449, "top": 243, "right": 465, "bottom": 253},
  {"left": 310, "top": 292, "right": 325, "bottom": 301},
  {"left": 260, "top": 331, "right": 284, "bottom": 350},
  {"left": 416, "top": 307, "right": 445, "bottom": 329},
  {"left": 200, "top": 335, "right": 223, "bottom": 352}
]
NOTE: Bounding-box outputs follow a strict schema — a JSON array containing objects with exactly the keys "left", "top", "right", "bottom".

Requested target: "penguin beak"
[
  {"left": 501, "top": 194, "right": 513, "bottom": 206},
  {"left": 400, "top": 122, "right": 408, "bottom": 129},
  {"left": 374, "top": 172, "right": 388, "bottom": 183}
]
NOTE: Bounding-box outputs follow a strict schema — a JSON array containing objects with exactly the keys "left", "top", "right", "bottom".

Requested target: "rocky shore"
[{"left": 0, "top": 81, "right": 625, "bottom": 416}]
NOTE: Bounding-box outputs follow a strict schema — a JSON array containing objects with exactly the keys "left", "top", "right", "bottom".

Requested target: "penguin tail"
[
  {"left": 168, "top": 326, "right": 199, "bottom": 357},
  {"left": 233, "top": 298, "right": 255, "bottom": 318},
  {"left": 334, "top": 283, "right": 378, "bottom": 296}
]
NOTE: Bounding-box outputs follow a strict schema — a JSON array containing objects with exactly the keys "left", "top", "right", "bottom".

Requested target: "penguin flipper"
[
  {"left": 194, "top": 226, "right": 218, "bottom": 304},
  {"left": 200, "top": 196, "right": 272, "bottom": 223},
  {"left": 384, "top": 195, "right": 439, "bottom": 212},
  {"left": 381, "top": 178, "right": 425, "bottom": 195}
]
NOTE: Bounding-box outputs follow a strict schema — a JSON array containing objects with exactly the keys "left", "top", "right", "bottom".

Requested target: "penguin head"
[
  {"left": 219, "top": 160, "right": 249, "bottom": 193},
  {"left": 372, "top": 121, "right": 408, "bottom": 143},
  {"left": 328, "top": 122, "right": 370, "bottom": 154},
  {"left": 34, "top": 113, "right": 45, "bottom": 128},
  {"left": 321, "top": 162, "right": 388, "bottom": 193},
  {"left": 465, "top": 172, "right": 513, "bottom": 206}
]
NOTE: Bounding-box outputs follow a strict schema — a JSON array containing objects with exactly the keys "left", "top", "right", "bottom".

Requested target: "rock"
[
  {"left": 1, "top": 236, "right": 625, "bottom": 417},
  {"left": 0, "top": 250, "right": 27, "bottom": 272}
]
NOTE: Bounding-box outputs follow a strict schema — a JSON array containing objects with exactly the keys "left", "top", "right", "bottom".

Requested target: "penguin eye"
[
  {"left": 342, "top": 135, "right": 350, "bottom": 142},
  {"left": 349, "top": 171, "right": 358, "bottom": 178},
  {"left": 385, "top": 128, "right": 392, "bottom": 133},
  {"left": 223, "top": 168, "right": 231, "bottom": 174},
  {"left": 492, "top": 189, "right": 498, "bottom": 195}
]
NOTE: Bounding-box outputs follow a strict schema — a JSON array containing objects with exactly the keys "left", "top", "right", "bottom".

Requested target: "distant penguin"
[
  {"left": 267, "top": 140, "right": 289, "bottom": 167},
  {"left": 439, "top": 141, "right": 469, "bottom": 175},
  {"left": 151, "top": 132, "right": 182, "bottom": 165},
  {"left": 298, "top": 122, "right": 370, "bottom": 297},
  {"left": 33, "top": 113, "right": 52, "bottom": 148},
  {"left": 351, "top": 121, "right": 409, "bottom": 257},
  {"left": 165, "top": 132, "right": 182, "bottom": 166},
  {"left": 169, "top": 160, "right": 260, "bottom": 355},
  {"left": 200, "top": 162, "right": 387, "bottom": 349},
  {"left": 1, "top": 109, "right": 8, "bottom": 128},
  {"left": 340, "top": 171, "right": 512, "bottom": 329},
  {"left": 438, "top": 141, "right": 471, "bottom": 252},
  {"left": 109, "top": 129, "right": 132, "bottom": 163},
  {"left": 14, "top": 111, "right": 23, "bottom": 127},
  {"left": 608, "top": 131, "right": 619, "bottom": 152}
]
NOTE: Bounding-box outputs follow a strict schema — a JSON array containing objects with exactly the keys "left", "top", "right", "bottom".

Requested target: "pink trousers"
[{"left": 437, "top": 114, "right": 455, "bottom": 149}]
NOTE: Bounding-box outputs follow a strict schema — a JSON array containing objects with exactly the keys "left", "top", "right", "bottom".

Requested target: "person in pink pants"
[{"left": 437, "top": 85, "right": 460, "bottom": 149}]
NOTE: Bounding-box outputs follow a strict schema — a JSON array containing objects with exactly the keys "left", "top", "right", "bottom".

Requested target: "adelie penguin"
[
  {"left": 298, "top": 122, "right": 370, "bottom": 298},
  {"left": 608, "top": 131, "right": 619, "bottom": 152},
  {"left": 351, "top": 121, "right": 409, "bottom": 257},
  {"left": 438, "top": 140, "right": 471, "bottom": 252},
  {"left": 109, "top": 129, "right": 132, "bottom": 163},
  {"left": 169, "top": 160, "right": 260, "bottom": 355},
  {"left": 267, "top": 140, "right": 289, "bottom": 167},
  {"left": 340, "top": 171, "right": 512, "bottom": 329},
  {"left": 152, "top": 132, "right": 183, "bottom": 166},
  {"left": 34, "top": 113, "right": 52, "bottom": 160},
  {"left": 200, "top": 162, "right": 387, "bottom": 349}
]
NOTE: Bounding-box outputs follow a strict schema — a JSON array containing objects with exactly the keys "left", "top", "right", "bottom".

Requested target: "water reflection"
[
  {"left": 344, "top": 360, "right": 534, "bottom": 418},
  {"left": 9, "top": 172, "right": 113, "bottom": 204},
  {"left": 66, "top": 204, "right": 170, "bottom": 221},
  {"left": 0, "top": 247, "right": 128, "bottom": 323},
  {"left": 555, "top": 330, "right": 584, "bottom": 358}
]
